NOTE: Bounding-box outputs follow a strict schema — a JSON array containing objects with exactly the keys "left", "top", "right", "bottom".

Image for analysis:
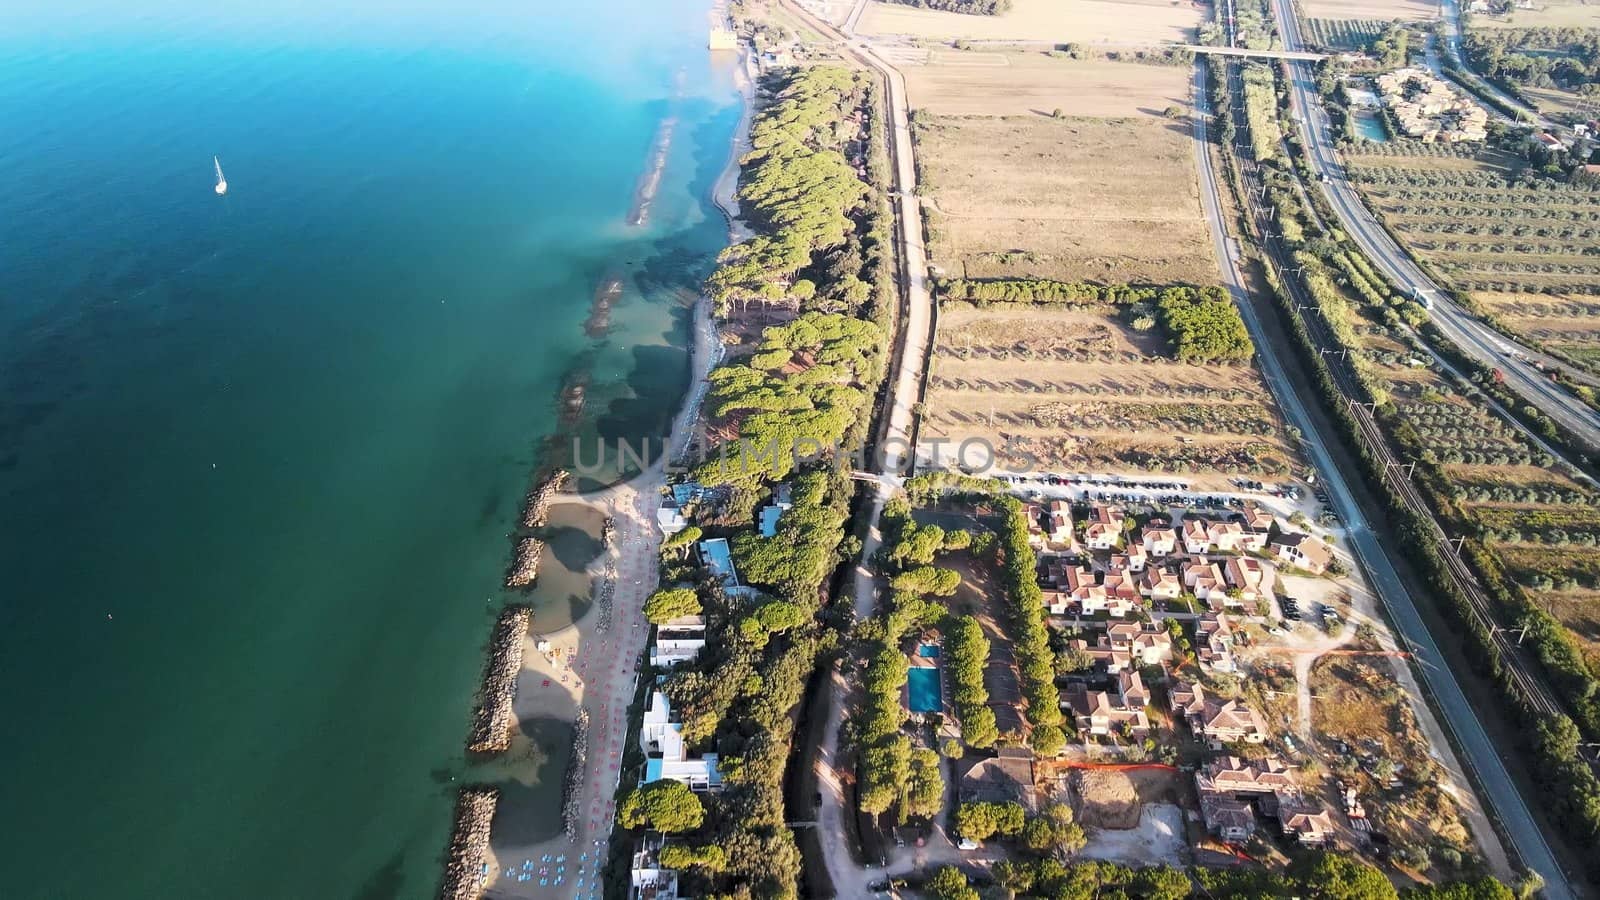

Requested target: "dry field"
[
  {"left": 924, "top": 306, "right": 1298, "bottom": 483},
  {"left": 902, "top": 53, "right": 1193, "bottom": 118},
  {"left": 1299, "top": 0, "right": 1437, "bottom": 20},
  {"left": 1068, "top": 767, "right": 1181, "bottom": 829},
  {"left": 1474, "top": 292, "right": 1600, "bottom": 373},
  {"left": 916, "top": 114, "right": 1215, "bottom": 284},
  {"left": 1520, "top": 83, "right": 1600, "bottom": 119},
  {"left": 1471, "top": 0, "right": 1600, "bottom": 28},
  {"left": 1309, "top": 657, "right": 1476, "bottom": 863},
  {"left": 857, "top": 0, "right": 1203, "bottom": 44}
]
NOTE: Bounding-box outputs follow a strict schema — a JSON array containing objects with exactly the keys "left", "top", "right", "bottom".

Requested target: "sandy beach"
[{"left": 476, "top": 21, "right": 755, "bottom": 900}]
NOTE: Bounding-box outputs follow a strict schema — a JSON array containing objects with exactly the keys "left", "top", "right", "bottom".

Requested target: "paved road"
[
  {"left": 1266, "top": 0, "right": 1600, "bottom": 452},
  {"left": 1193, "top": 60, "right": 1573, "bottom": 898}
]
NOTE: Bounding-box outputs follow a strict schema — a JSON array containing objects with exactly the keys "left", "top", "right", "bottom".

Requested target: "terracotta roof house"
[
  {"left": 1223, "top": 557, "right": 1276, "bottom": 606},
  {"left": 1271, "top": 532, "right": 1333, "bottom": 575},
  {"left": 1043, "top": 589, "right": 1074, "bottom": 616},
  {"left": 1169, "top": 678, "right": 1205, "bottom": 720},
  {"left": 1084, "top": 505, "right": 1127, "bottom": 550},
  {"left": 1201, "top": 756, "right": 1297, "bottom": 795},
  {"left": 1140, "top": 567, "right": 1182, "bottom": 602},
  {"left": 1200, "top": 792, "right": 1257, "bottom": 841},
  {"left": 1109, "top": 547, "right": 1147, "bottom": 573},
  {"left": 1182, "top": 557, "right": 1226, "bottom": 602},
  {"left": 1198, "top": 612, "right": 1236, "bottom": 673},
  {"left": 1181, "top": 518, "right": 1214, "bottom": 555},
  {"left": 1068, "top": 637, "right": 1133, "bottom": 673},
  {"left": 1141, "top": 526, "right": 1178, "bottom": 558},
  {"left": 1104, "top": 569, "right": 1142, "bottom": 606},
  {"left": 1104, "top": 621, "right": 1174, "bottom": 665},
  {"left": 1061, "top": 675, "right": 1151, "bottom": 738},
  {"left": 1023, "top": 503, "right": 1047, "bottom": 549},
  {"left": 1279, "top": 803, "right": 1337, "bottom": 846},
  {"left": 1237, "top": 503, "right": 1275, "bottom": 533},
  {"left": 1046, "top": 500, "right": 1074, "bottom": 544},
  {"left": 1198, "top": 698, "right": 1268, "bottom": 744}
]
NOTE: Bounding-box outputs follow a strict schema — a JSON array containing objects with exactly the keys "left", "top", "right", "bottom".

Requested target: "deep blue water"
[{"left": 0, "top": 1, "right": 738, "bottom": 896}]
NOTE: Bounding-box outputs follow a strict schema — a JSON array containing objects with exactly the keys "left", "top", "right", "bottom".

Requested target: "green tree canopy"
[
  {"left": 617, "top": 779, "right": 705, "bottom": 833},
  {"left": 643, "top": 587, "right": 701, "bottom": 624}
]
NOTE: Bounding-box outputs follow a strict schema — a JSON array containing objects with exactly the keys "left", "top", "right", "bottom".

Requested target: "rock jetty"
[
  {"left": 438, "top": 786, "right": 497, "bottom": 900},
  {"left": 467, "top": 605, "right": 532, "bottom": 753},
  {"left": 505, "top": 537, "right": 545, "bottom": 590},
  {"left": 519, "top": 468, "right": 569, "bottom": 530}
]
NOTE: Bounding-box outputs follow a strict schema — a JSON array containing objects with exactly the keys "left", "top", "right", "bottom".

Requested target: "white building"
[
  {"left": 650, "top": 615, "right": 708, "bottom": 668},
  {"left": 640, "top": 691, "right": 722, "bottom": 790}
]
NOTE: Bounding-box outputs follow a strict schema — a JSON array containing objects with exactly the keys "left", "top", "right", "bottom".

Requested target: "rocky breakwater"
[
  {"left": 438, "top": 786, "right": 498, "bottom": 900},
  {"left": 519, "top": 468, "right": 569, "bottom": 530},
  {"left": 504, "top": 537, "right": 545, "bottom": 590},
  {"left": 466, "top": 605, "right": 532, "bottom": 754}
]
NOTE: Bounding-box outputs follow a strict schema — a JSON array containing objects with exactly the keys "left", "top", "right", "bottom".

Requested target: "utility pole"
[{"left": 1387, "top": 460, "right": 1417, "bottom": 480}]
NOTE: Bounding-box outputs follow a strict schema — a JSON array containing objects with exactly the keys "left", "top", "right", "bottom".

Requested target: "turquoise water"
[
  {"left": 907, "top": 666, "right": 943, "bottom": 713},
  {"left": 918, "top": 643, "right": 939, "bottom": 658},
  {"left": 1353, "top": 111, "right": 1390, "bottom": 142},
  {"left": 0, "top": 1, "right": 738, "bottom": 896}
]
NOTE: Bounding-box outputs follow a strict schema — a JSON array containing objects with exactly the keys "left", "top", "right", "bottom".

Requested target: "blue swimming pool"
[
  {"left": 918, "top": 644, "right": 939, "bottom": 658},
  {"left": 907, "top": 666, "right": 943, "bottom": 713}
]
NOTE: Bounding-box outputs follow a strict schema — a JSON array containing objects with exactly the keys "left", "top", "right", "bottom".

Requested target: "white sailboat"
[{"left": 213, "top": 156, "right": 228, "bottom": 196}]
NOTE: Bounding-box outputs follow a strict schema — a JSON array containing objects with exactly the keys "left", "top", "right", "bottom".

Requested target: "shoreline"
[{"left": 456, "top": 20, "right": 757, "bottom": 900}]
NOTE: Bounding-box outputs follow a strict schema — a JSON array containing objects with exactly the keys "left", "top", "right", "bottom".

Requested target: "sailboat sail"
[{"left": 214, "top": 156, "right": 228, "bottom": 196}]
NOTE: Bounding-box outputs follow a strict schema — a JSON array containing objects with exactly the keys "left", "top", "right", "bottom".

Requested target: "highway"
[
  {"left": 1194, "top": 59, "right": 1573, "bottom": 897},
  {"left": 1264, "top": 0, "right": 1600, "bottom": 452}
]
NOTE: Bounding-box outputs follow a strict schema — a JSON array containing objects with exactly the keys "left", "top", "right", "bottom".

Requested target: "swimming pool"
[
  {"left": 918, "top": 644, "right": 939, "bottom": 658},
  {"left": 907, "top": 666, "right": 942, "bottom": 713}
]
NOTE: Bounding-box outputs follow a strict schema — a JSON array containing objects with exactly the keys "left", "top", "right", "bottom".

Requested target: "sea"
[{"left": 0, "top": 0, "right": 740, "bottom": 896}]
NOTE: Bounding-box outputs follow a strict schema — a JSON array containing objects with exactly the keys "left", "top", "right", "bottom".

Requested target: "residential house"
[
  {"left": 1046, "top": 500, "right": 1074, "bottom": 545},
  {"left": 1061, "top": 670, "right": 1151, "bottom": 737},
  {"left": 1103, "top": 569, "right": 1142, "bottom": 611},
  {"left": 1024, "top": 503, "right": 1047, "bottom": 549},
  {"left": 1198, "top": 612, "right": 1236, "bottom": 673},
  {"left": 650, "top": 615, "right": 708, "bottom": 668},
  {"left": 1224, "top": 557, "right": 1275, "bottom": 607},
  {"left": 1104, "top": 621, "right": 1175, "bottom": 666},
  {"left": 1236, "top": 503, "right": 1275, "bottom": 534},
  {"left": 1084, "top": 504, "right": 1126, "bottom": 550},
  {"left": 1279, "top": 804, "right": 1337, "bottom": 846},
  {"left": 1194, "top": 756, "right": 1300, "bottom": 842},
  {"left": 1108, "top": 546, "right": 1147, "bottom": 573},
  {"left": 1271, "top": 532, "right": 1333, "bottom": 575},
  {"left": 1141, "top": 525, "right": 1178, "bottom": 558},
  {"left": 1043, "top": 589, "right": 1074, "bottom": 617},
  {"left": 1183, "top": 557, "right": 1226, "bottom": 603},
  {"left": 1140, "top": 567, "right": 1182, "bottom": 602},
  {"left": 640, "top": 691, "right": 722, "bottom": 790},
  {"left": 961, "top": 747, "right": 1037, "bottom": 811},
  {"left": 1197, "top": 698, "right": 1268, "bottom": 744},
  {"left": 1066, "top": 637, "right": 1132, "bottom": 674},
  {"left": 1168, "top": 678, "right": 1208, "bottom": 723},
  {"left": 1181, "top": 518, "right": 1214, "bottom": 555}
]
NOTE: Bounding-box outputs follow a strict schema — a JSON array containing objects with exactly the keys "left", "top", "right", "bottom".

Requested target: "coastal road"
[
  {"left": 1266, "top": 0, "right": 1600, "bottom": 452},
  {"left": 780, "top": 0, "right": 938, "bottom": 895},
  {"left": 1195, "top": 59, "right": 1572, "bottom": 896}
]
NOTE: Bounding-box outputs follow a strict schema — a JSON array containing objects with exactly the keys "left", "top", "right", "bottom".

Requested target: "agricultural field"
[
  {"left": 855, "top": 0, "right": 1204, "bottom": 44},
  {"left": 1299, "top": 0, "right": 1436, "bottom": 21},
  {"left": 923, "top": 305, "right": 1299, "bottom": 484},
  {"left": 1302, "top": 17, "right": 1391, "bottom": 50},
  {"left": 900, "top": 52, "right": 1194, "bottom": 118},
  {"left": 914, "top": 114, "right": 1216, "bottom": 284},
  {"left": 1342, "top": 147, "right": 1600, "bottom": 298}
]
